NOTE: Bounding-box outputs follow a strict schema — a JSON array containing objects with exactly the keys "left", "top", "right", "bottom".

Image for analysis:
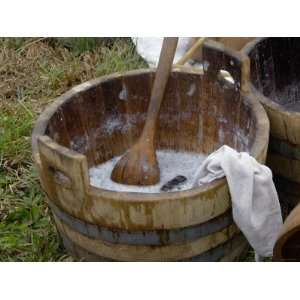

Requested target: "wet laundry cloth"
[{"left": 193, "top": 145, "right": 283, "bottom": 259}]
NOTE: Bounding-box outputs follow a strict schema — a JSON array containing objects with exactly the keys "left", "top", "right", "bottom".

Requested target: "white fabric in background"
[
  {"left": 132, "top": 37, "right": 192, "bottom": 67},
  {"left": 193, "top": 145, "right": 283, "bottom": 258}
]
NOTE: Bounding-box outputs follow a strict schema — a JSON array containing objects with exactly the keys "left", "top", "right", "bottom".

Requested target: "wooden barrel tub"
[
  {"left": 243, "top": 38, "right": 300, "bottom": 216},
  {"left": 32, "top": 40, "right": 269, "bottom": 261}
]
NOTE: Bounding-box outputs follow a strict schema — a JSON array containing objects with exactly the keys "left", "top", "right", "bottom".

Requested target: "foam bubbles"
[{"left": 89, "top": 150, "right": 207, "bottom": 193}]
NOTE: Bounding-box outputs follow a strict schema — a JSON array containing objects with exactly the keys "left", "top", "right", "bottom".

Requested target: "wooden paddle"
[{"left": 111, "top": 37, "right": 179, "bottom": 185}]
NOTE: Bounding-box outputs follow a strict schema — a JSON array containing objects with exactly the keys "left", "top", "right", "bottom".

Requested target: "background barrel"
[
  {"left": 243, "top": 38, "right": 300, "bottom": 217},
  {"left": 32, "top": 41, "right": 269, "bottom": 261}
]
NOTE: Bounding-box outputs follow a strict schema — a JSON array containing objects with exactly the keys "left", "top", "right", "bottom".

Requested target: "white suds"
[
  {"left": 101, "top": 116, "right": 124, "bottom": 135},
  {"left": 89, "top": 150, "right": 207, "bottom": 193},
  {"left": 119, "top": 84, "right": 128, "bottom": 101},
  {"left": 187, "top": 83, "right": 196, "bottom": 97},
  {"left": 100, "top": 113, "right": 147, "bottom": 136}
]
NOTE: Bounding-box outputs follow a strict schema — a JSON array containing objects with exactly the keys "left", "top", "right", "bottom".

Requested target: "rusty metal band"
[
  {"left": 49, "top": 201, "right": 233, "bottom": 246},
  {"left": 59, "top": 229, "right": 246, "bottom": 261},
  {"left": 269, "top": 136, "right": 300, "bottom": 161}
]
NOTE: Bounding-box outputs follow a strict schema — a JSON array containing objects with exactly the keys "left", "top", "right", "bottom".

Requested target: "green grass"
[
  {"left": 0, "top": 104, "right": 64, "bottom": 261},
  {"left": 0, "top": 37, "right": 147, "bottom": 261}
]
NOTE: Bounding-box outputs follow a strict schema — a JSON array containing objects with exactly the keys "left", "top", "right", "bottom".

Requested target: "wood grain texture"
[{"left": 32, "top": 41, "right": 269, "bottom": 261}]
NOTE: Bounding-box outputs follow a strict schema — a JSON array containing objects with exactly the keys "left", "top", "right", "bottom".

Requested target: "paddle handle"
[{"left": 142, "top": 37, "right": 178, "bottom": 141}]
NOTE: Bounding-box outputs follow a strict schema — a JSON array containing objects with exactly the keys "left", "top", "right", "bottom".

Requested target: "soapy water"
[{"left": 89, "top": 150, "right": 207, "bottom": 193}]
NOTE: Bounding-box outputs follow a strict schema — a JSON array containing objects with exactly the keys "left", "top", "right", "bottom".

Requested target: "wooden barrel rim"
[
  {"left": 32, "top": 67, "right": 269, "bottom": 203},
  {"left": 32, "top": 69, "right": 223, "bottom": 202},
  {"left": 49, "top": 199, "right": 234, "bottom": 246}
]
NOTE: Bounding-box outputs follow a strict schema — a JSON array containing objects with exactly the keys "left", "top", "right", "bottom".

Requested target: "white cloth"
[
  {"left": 132, "top": 37, "right": 193, "bottom": 67},
  {"left": 193, "top": 145, "right": 283, "bottom": 258}
]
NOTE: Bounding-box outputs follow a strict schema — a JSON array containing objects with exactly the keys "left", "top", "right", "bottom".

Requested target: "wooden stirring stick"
[{"left": 111, "top": 37, "right": 178, "bottom": 185}]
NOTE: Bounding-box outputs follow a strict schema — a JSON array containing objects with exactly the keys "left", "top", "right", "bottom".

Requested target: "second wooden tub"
[
  {"left": 243, "top": 38, "right": 300, "bottom": 216},
  {"left": 32, "top": 41, "right": 269, "bottom": 261}
]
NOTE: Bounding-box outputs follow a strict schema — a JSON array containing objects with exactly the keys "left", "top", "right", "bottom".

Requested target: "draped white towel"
[{"left": 193, "top": 145, "right": 283, "bottom": 258}]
